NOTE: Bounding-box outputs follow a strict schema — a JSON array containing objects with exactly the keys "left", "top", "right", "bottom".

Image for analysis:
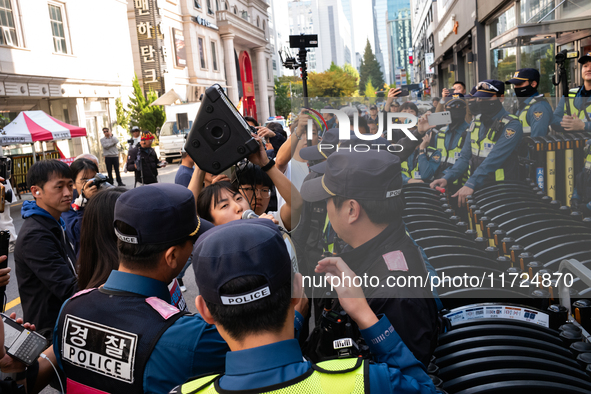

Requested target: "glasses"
[
  {"left": 476, "top": 81, "right": 499, "bottom": 92},
  {"left": 242, "top": 187, "right": 271, "bottom": 198}
]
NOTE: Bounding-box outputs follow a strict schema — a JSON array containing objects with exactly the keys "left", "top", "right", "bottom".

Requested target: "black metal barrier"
[{"left": 401, "top": 183, "right": 591, "bottom": 393}]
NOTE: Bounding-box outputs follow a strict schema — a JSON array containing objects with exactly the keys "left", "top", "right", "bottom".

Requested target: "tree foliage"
[
  {"left": 127, "top": 74, "right": 165, "bottom": 134},
  {"left": 308, "top": 67, "right": 358, "bottom": 98},
  {"left": 274, "top": 78, "right": 291, "bottom": 118},
  {"left": 364, "top": 78, "right": 376, "bottom": 97},
  {"left": 115, "top": 97, "right": 129, "bottom": 130},
  {"left": 359, "top": 39, "right": 384, "bottom": 94}
]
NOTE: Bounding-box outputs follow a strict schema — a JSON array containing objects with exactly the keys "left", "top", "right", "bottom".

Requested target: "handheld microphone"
[{"left": 242, "top": 209, "right": 259, "bottom": 220}]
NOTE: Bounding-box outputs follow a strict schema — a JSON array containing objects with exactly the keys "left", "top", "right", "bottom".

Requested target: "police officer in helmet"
[
  {"left": 430, "top": 80, "right": 524, "bottom": 206},
  {"left": 171, "top": 219, "right": 436, "bottom": 394},
  {"left": 505, "top": 68, "right": 553, "bottom": 137}
]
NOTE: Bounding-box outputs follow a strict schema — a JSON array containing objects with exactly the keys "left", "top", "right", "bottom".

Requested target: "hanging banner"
[{"left": 172, "top": 28, "right": 186, "bottom": 68}]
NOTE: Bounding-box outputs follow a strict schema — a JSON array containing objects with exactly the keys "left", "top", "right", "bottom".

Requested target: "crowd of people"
[{"left": 0, "top": 54, "right": 589, "bottom": 394}]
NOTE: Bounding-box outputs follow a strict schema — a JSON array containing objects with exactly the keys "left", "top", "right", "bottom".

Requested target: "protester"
[
  {"left": 430, "top": 97, "right": 440, "bottom": 113},
  {"left": 258, "top": 121, "right": 287, "bottom": 157},
  {"left": 53, "top": 183, "right": 228, "bottom": 394},
  {"left": 127, "top": 132, "right": 165, "bottom": 185},
  {"left": 14, "top": 160, "right": 77, "bottom": 342},
  {"left": 437, "top": 81, "right": 472, "bottom": 122},
  {"left": 100, "top": 127, "right": 125, "bottom": 186},
  {"left": 172, "top": 219, "right": 435, "bottom": 394}
]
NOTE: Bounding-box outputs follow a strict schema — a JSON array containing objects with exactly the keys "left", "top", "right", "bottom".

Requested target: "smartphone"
[
  {"left": 427, "top": 111, "right": 452, "bottom": 126},
  {"left": 397, "top": 87, "right": 410, "bottom": 97},
  {"left": 221, "top": 165, "right": 235, "bottom": 180},
  {"left": 2, "top": 313, "right": 47, "bottom": 365}
]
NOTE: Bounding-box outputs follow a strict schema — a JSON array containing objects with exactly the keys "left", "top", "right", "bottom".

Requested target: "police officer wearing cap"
[
  {"left": 171, "top": 219, "right": 436, "bottom": 394},
  {"left": 300, "top": 150, "right": 438, "bottom": 366},
  {"left": 552, "top": 52, "right": 591, "bottom": 132},
  {"left": 431, "top": 80, "right": 524, "bottom": 206},
  {"left": 428, "top": 94, "right": 472, "bottom": 192},
  {"left": 53, "top": 184, "right": 229, "bottom": 394},
  {"left": 505, "top": 68, "right": 553, "bottom": 137}
]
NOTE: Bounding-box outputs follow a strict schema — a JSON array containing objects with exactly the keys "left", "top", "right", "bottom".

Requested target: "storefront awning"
[{"left": 0, "top": 110, "right": 86, "bottom": 145}]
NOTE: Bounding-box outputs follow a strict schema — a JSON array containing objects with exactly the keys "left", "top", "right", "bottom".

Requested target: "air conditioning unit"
[{"left": 187, "top": 85, "right": 206, "bottom": 102}]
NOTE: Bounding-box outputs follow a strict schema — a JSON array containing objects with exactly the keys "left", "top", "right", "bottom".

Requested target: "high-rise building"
[
  {"left": 386, "top": 0, "right": 412, "bottom": 86},
  {"left": 269, "top": 0, "right": 284, "bottom": 79},
  {"left": 340, "top": 0, "right": 356, "bottom": 67},
  {"left": 288, "top": 0, "right": 318, "bottom": 72},
  {"left": 373, "top": 0, "right": 389, "bottom": 84},
  {"left": 313, "top": 0, "right": 353, "bottom": 71}
]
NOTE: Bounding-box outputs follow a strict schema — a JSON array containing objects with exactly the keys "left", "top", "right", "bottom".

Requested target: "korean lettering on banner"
[
  {"left": 134, "top": 0, "right": 166, "bottom": 95},
  {"left": 62, "top": 315, "right": 138, "bottom": 383}
]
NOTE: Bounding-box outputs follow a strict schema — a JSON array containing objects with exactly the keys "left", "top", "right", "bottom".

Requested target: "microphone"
[{"left": 242, "top": 209, "right": 259, "bottom": 220}]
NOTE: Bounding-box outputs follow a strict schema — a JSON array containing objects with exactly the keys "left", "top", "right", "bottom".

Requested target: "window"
[
  {"left": 206, "top": 0, "right": 213, "bottom": 15},
  {"left": 233, "top": 6, "right": 237, "bottom": 15},
  {"left": 490, "top": 6, "right": 516, "bottom": 39},
  {"left": 0, "top": 0, "right": 18, "bottom": 46},
  {"left": 48, "top": 3, "right": 68, "bottom": 54},
  {"left": 194, "top": 0, "right": 201, "bottom": 9},
  {"left": 211, "top": 40, "right": 218, "bottom": 71},
  {"left": 256, "top": 16, "right": 260, "bottom": 27},
  {"left": 262, "top": 20, "right": 265, "bottom": 32},
  {"left": 198, "top": 37, "right": 207, "bottom": 69}
]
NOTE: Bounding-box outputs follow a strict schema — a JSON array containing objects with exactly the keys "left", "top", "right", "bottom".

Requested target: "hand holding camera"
[{"left": 315, "top": 257, "right": 379, "bottom": 330}]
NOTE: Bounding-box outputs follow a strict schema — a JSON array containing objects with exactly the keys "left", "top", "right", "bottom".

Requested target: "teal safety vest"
[
  {"left": 565, "top": 87, "right": 591, "bottom": 122},
  {"left": 435, "top": 126, "right": 468, "bottom": 185}
]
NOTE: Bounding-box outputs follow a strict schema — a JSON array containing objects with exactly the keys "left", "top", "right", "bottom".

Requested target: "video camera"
[{"left": 184, "top": 84, "right": 260, "bottom": 175}]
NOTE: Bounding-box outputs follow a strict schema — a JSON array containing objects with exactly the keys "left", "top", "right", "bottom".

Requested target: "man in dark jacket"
[
  {"left": 127, "top": 133, "right": 164, "bottom": 186},
  {"left": 301, "top": 150, "right": 438, "bottom": 366},
  {"left": 14, "top": 160, "right": 78, "bottom": 341}
]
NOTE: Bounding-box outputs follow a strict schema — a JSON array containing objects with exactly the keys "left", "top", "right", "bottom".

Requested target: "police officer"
[
  {"left": 429, "top": 94, "right": 471, "bottom": 193},
  {"left": 300, "top": 150, "right": 438, "bottom": 366},
  {"left": 53, "top": 184, "right": 229, "bottom": 394},
  {"left": 505, "top": 68, "right": 553, "bottom": 137},
  {"left": 552, "top": 52, "right": 591, "bottom": 132},
  {"left": 430, "top": 80, "right": 524, "bottom": 207},
  {"left": 172, "top": 219, "right": 436, "bottom": 394}
]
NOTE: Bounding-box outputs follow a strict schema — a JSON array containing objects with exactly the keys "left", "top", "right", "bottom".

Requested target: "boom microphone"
[{"left": 242, "top": 209, "right": 259, "bottom": 220}]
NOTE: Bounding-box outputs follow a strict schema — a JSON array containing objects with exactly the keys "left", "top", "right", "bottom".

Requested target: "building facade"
[
  {"left": 430, "top": 0, "right": 480, "bottom": 96},
  {"left": 0, "top": 0, "right": 135, "bottom": 162},
  {"left": 128, "top": 0, "right": 274, "bottom": 123},
  {"left": 479, "top": 0, "right": 591, "bottom": 104},
  {"left": 410, "top": 0, "right": 437, "bottom": 93},
  {"left": 387, "top": 0, "right": 412, "bottom": 87},
  {"left": 288, "top": 0, "right": 318, "bottom": 73},
  {"left": 373, "top": 0, "right": 388, "bottom": 84},
  {"left": 313, "top": 0, "right": 353, "bottom": 70}
]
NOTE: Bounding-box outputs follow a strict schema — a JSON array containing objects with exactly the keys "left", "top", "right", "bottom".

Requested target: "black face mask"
[
  {"left": 448, "top": 107, "right": 466, "bottom": 128},
  {"left": 480, "top": 100, "right": 504, "bottom": 122},
  {"left": 514, "top": 84, "right": 537, "bottom": 98}
]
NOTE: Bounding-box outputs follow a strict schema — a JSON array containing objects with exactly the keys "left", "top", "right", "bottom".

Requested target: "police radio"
[
  {"left": 1, "top": 313, "right": 47, "bottom": 366},
  {"left": 184, "top": 84, "right": 260, "bottom": 175}
]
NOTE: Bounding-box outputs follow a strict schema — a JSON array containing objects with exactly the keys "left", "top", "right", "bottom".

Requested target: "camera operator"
[
  {"left": 53, "top": 184, "right": 228, "bottom": 393},
  {"left": 172, "top": 220, "right": 435, "bottom": 394},
  {"left": 552, "top": 53, "right": 591, "bottom": 132},
  {"left": 14, "top": 160, "right": 77, "bottom": 342},
  {"left": 129, "top": 125, "right": 141, "bottom": 148},
  {"left": 62, "top": 158, "right": 111, "bottom": 256},
  {"left": 126, "top": 133, "right": 165, "bottom": 186},
  {"left": 300, "top": 150, "right": 438, "bottom": 367}
]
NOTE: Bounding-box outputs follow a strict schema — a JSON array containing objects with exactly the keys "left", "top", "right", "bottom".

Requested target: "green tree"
[
  {"left": 359, "top": 39, "right": 385, "bottom": 94},
  {"left": 308, "top": 68, "right": 358, "bottom": 98},
  {"left": 274, "top": 78, "right": 291, "bottom": 118},
  {"left": 364, "top": 78, "right": 376, "bottom": 97},
  {"left": 115, "top": 97, "right": 129, "bottom": 130},
  {"left": 328, "top": 61, "right": 343, "bottom": 73},
  {"left": 127, "top": 74, "right": 165, "bottom": 134}
]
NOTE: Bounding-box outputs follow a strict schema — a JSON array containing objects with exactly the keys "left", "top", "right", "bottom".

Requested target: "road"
[{"left": 2, "top": 163, "right": 201, "bottom": 392}]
